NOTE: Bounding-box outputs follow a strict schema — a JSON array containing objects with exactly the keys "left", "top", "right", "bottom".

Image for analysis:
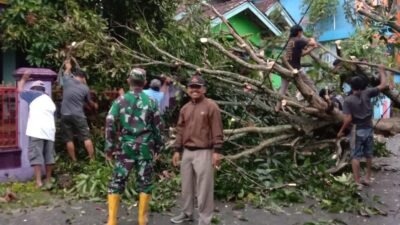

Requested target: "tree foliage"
[
  {"left": 0, "top": 0, "right": 181, "bottom": 88},
  {"left": 302, "top": 0, "right": 339, "bottom": 25},
  {"left": 0, "top": 0, "right": 399, "bottom": 215},
  {"left": 0, "top": 0, "right": 109, "bottom": 67}
]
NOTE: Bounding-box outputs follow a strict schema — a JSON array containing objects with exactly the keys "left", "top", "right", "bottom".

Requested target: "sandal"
[
  {"left": 361, "top": 179, "right": 371, "bottom": 186},
  {"left": 356, "top": 183, "right": 363, "bottom": 191},
  {"left": 41, "top": 183, "right": 52, "bottom": 191},
  {"left": 41, "top": 179, "right": 55, "bottom": 191}
]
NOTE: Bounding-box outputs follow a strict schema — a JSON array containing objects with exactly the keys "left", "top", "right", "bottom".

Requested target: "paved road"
[
  {"left": 1, "top": 172, "right": 399, "bottom": 225},
  {"left": 1, "top": 136, "right": 399, "bottom": 225}
]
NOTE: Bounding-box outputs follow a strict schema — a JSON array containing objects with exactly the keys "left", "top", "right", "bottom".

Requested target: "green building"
[{"left": 176, "top": 0, "right": 296, "bottom": 88}]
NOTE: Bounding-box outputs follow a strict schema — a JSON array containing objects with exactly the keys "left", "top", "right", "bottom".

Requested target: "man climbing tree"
[{"left": 275, "top": 24, "right": 319, "bottom": 112}]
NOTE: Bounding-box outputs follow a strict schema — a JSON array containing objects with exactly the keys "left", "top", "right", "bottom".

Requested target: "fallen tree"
[
  {"left": 1, "top": 0, "right": 398, "bottom": 214},
  {"left": 125, "top": 2, "right": 399, "bottom": 167}
]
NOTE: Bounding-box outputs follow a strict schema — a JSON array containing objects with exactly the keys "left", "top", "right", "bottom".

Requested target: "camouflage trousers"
[{"left": 108, "top": 152, "right": 154, "bottom": 194}]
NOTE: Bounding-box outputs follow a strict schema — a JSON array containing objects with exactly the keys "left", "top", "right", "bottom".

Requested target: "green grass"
[{"left": 0, "top": 181, "right": 52, "bottom": 211}]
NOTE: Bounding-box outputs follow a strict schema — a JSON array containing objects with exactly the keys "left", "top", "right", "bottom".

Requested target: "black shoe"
[{"left": 170, "top": 213, "right": 193, "bottom": 224}]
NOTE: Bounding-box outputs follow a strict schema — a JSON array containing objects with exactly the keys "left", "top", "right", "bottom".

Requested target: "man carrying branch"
[
  {"left": 337, "top": 65, "right": 387, "bottom": 190},
  {"left": 60, "top": 60, "right": 98, "bottom": 161}
]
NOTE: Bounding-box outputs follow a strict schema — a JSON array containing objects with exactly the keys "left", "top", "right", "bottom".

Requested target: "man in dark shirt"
[
  {"left": 337, "top": 65, "right": 386, "bottom": 190},
  {"left": 60, "top": 60, "right": 98, "bottom": 161},
  {"left": 171, "top": 75, "right": 224, "bottom": 225},
  {"left": 275, "top": 24, "right": 318, "bottom": 112}
]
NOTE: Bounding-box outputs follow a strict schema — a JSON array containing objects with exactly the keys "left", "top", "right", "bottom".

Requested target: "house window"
[
  {"left": 266, "top": 3, "right": 295, "bottom": 33},
  {"left": 241, "top": 9, "right": 275, "bottom": 39},
  {"left": 321, "top": 43, "right": 337, "bottom": 65}
]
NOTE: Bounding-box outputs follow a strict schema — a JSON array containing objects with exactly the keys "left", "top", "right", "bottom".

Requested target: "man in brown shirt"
[{"left": 171, "top": 75, "right": 224, "bottom": 225}]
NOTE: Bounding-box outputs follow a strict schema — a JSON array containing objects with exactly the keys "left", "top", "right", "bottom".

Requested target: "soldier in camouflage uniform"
[{"left": 104, "top": 68, "right": 164, "bottom": 225}]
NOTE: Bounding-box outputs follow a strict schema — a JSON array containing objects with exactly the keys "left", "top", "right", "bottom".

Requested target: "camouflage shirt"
[{"left": 105, "top": 90, "right": 164, "bottom": 158}]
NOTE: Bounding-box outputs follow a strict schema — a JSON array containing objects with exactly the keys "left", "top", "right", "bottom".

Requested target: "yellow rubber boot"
[
  {"left": 138, "top": 193, "right": 151, "bottom": 225},
  {"left": 107, "top": 194, "right": 120, "bottom": 225}
]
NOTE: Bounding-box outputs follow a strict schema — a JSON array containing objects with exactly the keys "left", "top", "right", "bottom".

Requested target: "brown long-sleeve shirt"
[{"left": 175, "top": 97, "right": 224, "bottom": 153}]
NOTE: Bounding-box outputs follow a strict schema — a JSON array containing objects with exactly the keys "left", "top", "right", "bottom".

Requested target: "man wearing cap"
[
  {"left": 60, "top": 61, "right": 98, "bottom": 161},
  {"left": 17, "top": 72, "right": 56, "bottom": 188},
  {"left": 171, "top": 75, "right": 224, "bottom": 225},
  {"left": 105, "top": 68, "right": 164, "bottom": 225}
]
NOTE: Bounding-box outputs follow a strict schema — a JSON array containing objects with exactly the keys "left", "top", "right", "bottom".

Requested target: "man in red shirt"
[{"left": 171, "top": 75, "right": 224, "bottom": 225}]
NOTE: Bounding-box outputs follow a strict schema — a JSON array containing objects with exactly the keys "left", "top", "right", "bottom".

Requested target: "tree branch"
[
  {"left": 203, "top": 2, "right": 266, "bottom": 65},
  {"left": 224, "top": 134, "right": 294, "bottom": 160},
  {"left": 382, "top": 89, "right": 400, "bottom": 107},
  {"left": 357, "top": 9, "right": 400, "bottom": 33},
  {"left": 224, "top": 125, "right": 294, "bottom": 135},
  {"left": 319, "top": 44, "right": 400, "bottom": 74},
  {"left": 200, "top": 38, "right": 276, "bottom": 74},
  {"left": 127, "top": 28, "right": 265, "bottom": 87}
]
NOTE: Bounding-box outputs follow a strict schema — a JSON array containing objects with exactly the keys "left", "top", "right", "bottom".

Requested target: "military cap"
[
  {"left": 188, "top": 75, "right": 205, "bottom": 86},
  {"left": 129, "top": 68, "right": 146, "bottom": 81}
]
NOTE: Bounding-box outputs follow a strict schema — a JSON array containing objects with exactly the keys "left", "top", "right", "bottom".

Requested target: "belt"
[{"left": 184, "top": 146, "right": 208, "bottom": 151}]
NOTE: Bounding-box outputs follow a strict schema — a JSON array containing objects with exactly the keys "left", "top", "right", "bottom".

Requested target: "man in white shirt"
[{"left": 18, "top": 73, "right": 56, "bottom": 189}]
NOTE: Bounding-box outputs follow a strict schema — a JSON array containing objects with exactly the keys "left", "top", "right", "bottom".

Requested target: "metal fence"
[{"left": 0, "top": 86, "right": 18, "bottom": 149}]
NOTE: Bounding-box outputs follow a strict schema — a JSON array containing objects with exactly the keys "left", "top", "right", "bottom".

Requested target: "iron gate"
[{"left": 0, "top": 86, "right": 18, "bottom": 149}]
